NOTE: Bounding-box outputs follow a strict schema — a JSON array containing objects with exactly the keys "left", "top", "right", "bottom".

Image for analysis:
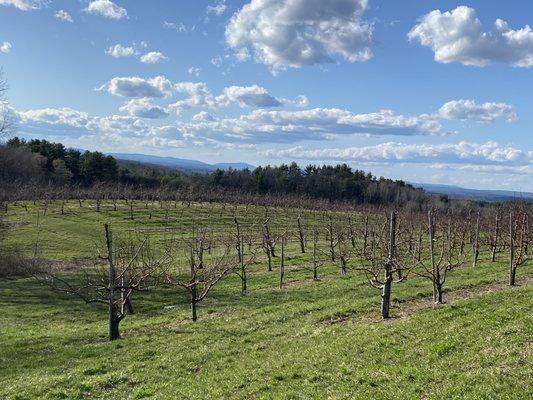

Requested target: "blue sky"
[{"left": 1, "top": 0, "right": 532, "bottom": 191}]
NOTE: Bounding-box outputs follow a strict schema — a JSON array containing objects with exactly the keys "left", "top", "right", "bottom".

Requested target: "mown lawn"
[{"left": 0, "top": 201, "right": 531, "bottom": 399}]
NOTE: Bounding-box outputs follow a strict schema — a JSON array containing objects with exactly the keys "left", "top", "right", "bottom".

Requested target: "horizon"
[{"left": 1, "top": 1, "right": 532, "bottom": 191}]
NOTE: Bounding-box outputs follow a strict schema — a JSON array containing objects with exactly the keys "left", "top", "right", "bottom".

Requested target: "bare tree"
[
  {"left": 357, "top": 211, "right": 407, "bottom": 318},
  {"left": 0, "top": 70, "right": 13, "bottom": 140},
  {"left": 296, "top": 213, "right": 306, "bottom": 253},
  {"left": 509, "top": 209, "right": 530, "bottom": 286},
  {"left": 233, "top": 217, "right": 258, "bottom": 295},
  {"left": 279, "top": 234, "right": 286, "bottom": 289},
  {"left": 167, "top": 229, "right": 235, "bottom": 321},
  {"left": 412, "top": 210, "right": 469, "bottom": 304},
  {"left": 41, "top": 224, "right": 167, "bottom": 340},
  {"left": 490, "top": 210, "right": 501, "bottom": 262}
]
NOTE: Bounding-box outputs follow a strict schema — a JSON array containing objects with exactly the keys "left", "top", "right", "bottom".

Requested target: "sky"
[{"left": 0, "top": 0, "right": 532, "bottom": 191}]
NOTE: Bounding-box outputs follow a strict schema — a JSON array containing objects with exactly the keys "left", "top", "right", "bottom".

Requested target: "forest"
[{"left": 0, "top": 137, "right": 427, "bottom": 207}]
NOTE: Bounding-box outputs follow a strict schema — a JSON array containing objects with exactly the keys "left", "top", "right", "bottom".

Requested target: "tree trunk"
[
  {"left": 381, "top": 212, "right": 396, "bottom": 319},
  {"left": 191, "top": 291, "right": 198, "bottom": 322},
  {"left": 428, "top": 211, "right": 439, "bottom": 303},
  {"left": 509, "top": 211, "right": 515, "bottom": 286},
  {"left": 491, "top": 214, "right": 500, "bottom": 262},
  {"left": 328, "top": 216, "right": 335, "bottom": 262},
  {"left": 472, "top": 212, "right": 480, "bottom": 267},
  {"left": 434, "top": 281, "right": 443, "bottom": 304},
  {"left": 348, "top": 218, "right": 356, "bottom": 249},
  {"left": 297, "top": 216, "right": 305, "bottom": 253},
  {"left": 109, "top": 306, "right": 121, "bottom": 341},
  {"left": 264, "top": 235, "right": 272, "bottom": 272},
  {"left": 312, "top": 229, "right": 318, "bottom": 280},
  {"left": 105, "top": 224, "right": 121, "bottom": 340},
  {"left": 363, "top": 215, "right": 369, "bottom": 254},
  {"left": 241, "top": 236, "right": 247, "bottom": 296},
  {"left": 279, "top": 236, "right": 285, "bottom": 289}
]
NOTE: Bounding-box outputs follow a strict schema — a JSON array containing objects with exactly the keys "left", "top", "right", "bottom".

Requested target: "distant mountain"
[
  {"left": 411, "top": 182, "right": 533, "bottom": 202},
  {"left": 108, "top": 153, "right": 255, "bottom": 172}
]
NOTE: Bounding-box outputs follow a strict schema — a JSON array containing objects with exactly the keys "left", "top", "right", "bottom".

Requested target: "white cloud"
[
  {"left": 19, "top": 108, "right": 90, "bottom": 128},
  {"left": 106, "top": 44, "right": 136, "bottom": 58},
  {"left": 85, "top": 0, "right": 127, "bottom": 20},
  {"left": 220, "top": 85, "right": 282, "bottom": 108},
  {"left": 234, "top": 47, "right": 250, "bottom": 62},
  {"left": 265, "top": 141, "right": 533, "bottom": 166},
  {"left": 140, "top": 51, "right": 167, "bottom": 64},
  {"left": 119, "top": 98, "right": 169, "bottom": 119},
  {"left": 55, "top": 9, "right": 72, "bottom": 22},
  {"left": 438, "top": 99, "right": 517, "bottom": 123},
  {"left": 192, "top": 111, "right": 216, "bottom": 122},
  {"left": 170, "top": 82, "right": 284, "bottom": 113},
  {"left": 163, "top": 21, "right": 187, "bottom": 33},
  {"left": 408, "top": 6, "right": 533, "bottom": 67},
  {"left": 1, "top": 41, "right": 12, "bottom": 53},
  {"left": 225, "top": 0, "right": 373, "bottom": 72},
  {"left": 207, "top": 0, "right": 226, "bottom": 16},
  {"left": 0, "top": 0, "right": 47, "bottom": 10},
  {"left": 210, "top": 55, "right": 224, "bottom": 67},
  {"left": 86, "top": 114, "right": 148, "bottom": 135},
  {"left": 101, "top": 76, "right": 173, "bottom": 98},
  {"left": 17, "top": 107, "right": 93, "bottom": 137},
  {"left": 179, "top": 108, "right": 443, "bottom": 143},
  {"left": 187, "top": 67, "right": 201, "bottom": 77},
  {"left": 295, "top": 95, "right": 309, "bottom": 108}
]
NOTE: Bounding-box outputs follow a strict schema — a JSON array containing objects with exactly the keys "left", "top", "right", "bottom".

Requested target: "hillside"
[
  {"left": 109, "top": 152, "right": 255, "bottom": 172},
  {"left": 413, "top": 183, "right": 533, "bottom": 202},
  {"left": 0, "top": 200, "right": 531, "bottom": 399}
]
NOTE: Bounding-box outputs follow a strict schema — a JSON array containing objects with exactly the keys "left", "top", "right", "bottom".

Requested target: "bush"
[{"left": 0, "top": 248, "right": 44, "bottom": 278}]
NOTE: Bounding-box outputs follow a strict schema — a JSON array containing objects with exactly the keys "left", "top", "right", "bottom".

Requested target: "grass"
[{"left": 0, "top": 200, "right": 531, "bottom": 399}]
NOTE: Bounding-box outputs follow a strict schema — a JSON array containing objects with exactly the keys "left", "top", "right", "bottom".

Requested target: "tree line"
[{"left": 1, "top": 137, "right": 427, "bottom": 207}]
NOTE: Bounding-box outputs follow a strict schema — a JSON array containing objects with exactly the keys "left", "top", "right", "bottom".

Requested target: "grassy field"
[{"left": 0, "top": 201, "right": 532, "bottom": 399}]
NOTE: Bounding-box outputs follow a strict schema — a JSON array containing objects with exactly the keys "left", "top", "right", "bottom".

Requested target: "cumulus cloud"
[
  {"left": 55, "top": 9, "right": 73, "bottom": 22},
  {"left": 225, "top": 0, "right": 373, "bottom": 72},
  {"left": 17, "top": 107, "right": 93, "bottom": 137},
  {"left": 0, "top": 0, "right": 47, "bottom": 10},
  {"left": 170, "top": 82, "right": 284, "bottom": 113},
  {"left": 192, "top": 111, "right": 216, "bottom": 122},
  {"left": 1, "top": 41, "right": 12, "bottom": 53},
  {"left": 220, "top": 85, "right": 282, "bottom": 107},
  {"left": 19, "top": 108, "right": 91, "bottom": 128},
  {"left": 438, "top": 99, "right": 517, "bottom": 123},
  {"left": 408, "top": 6, "right": 533, "bottom": 67},
  {"left": 265, "top": 141, "right": 533, "bottom": 166},
  {"left": 85, "top": 0, "right": 127, "bottom": 20},
  {"left": 100, "top": 76, "right": 173, "bottom": 98},
  {"left": 86, "top": 114, "right": 148, "bottom": 135},
  {"left": 106, "top": 44, "right": 136, "bottom": 58},
  {"left": 140, "top": 51, "right": 167, "bottom": 64},
  {"left": 119, "top": 98, "right": 169, "bottom": 119},
  {"left": 179, "top": 108, "right": 443, "bottom": 143}
]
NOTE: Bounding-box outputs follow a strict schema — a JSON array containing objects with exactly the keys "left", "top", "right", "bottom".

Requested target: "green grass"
[{"left": 0, "top": 200, "right": 531, "bottom": 399}]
